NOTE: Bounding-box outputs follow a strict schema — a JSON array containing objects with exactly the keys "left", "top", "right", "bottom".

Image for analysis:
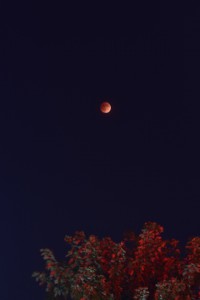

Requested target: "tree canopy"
[{"left": 33, "top": 222, "right": 200, "bottom": 299}]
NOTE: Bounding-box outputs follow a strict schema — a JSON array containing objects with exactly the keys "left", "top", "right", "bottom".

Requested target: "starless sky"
[{"left": 1, "top": 2, "right": 200, "bottom": 299}]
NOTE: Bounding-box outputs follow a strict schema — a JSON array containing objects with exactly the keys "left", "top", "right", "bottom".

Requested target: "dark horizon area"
[{"left": 1, "top": 2, "right": 200, "bottom": 299}]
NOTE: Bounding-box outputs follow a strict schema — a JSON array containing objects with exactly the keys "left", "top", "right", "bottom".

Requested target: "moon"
[{"left": 100, "top": 102, "right": 111, "bottom": 114}]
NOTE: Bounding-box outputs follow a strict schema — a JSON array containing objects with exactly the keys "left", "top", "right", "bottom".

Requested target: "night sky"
[{"left": 1, "top": 2, "right": 200, "bottom": 299}]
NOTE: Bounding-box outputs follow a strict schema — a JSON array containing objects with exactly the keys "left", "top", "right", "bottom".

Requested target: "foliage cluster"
[{"left": 33, "top": 222, "right": 200, "bottom": 299}]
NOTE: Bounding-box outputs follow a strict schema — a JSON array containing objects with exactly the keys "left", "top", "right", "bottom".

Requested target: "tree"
[{"left": 33, "top": 222, "right": 200, "bottom": 299}]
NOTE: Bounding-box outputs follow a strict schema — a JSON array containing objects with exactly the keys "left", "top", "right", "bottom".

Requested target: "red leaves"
[
  {"left": 33, "top": 222, "right": 200, "bottom": 299},
  {"left": 50, "top": 270, "right": 56, "bottom": 277},
  {"left": 68, "top": 258, "right": 74, "bottom": 265}
]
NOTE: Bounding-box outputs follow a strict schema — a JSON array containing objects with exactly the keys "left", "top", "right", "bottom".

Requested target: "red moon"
[{"left": 100, "top": 102, "right": 111, "bottom": 114}]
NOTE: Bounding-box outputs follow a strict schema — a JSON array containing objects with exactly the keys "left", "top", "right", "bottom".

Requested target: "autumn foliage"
[{"left": 33, "top": 222, "right": 200, "bottom": 299}]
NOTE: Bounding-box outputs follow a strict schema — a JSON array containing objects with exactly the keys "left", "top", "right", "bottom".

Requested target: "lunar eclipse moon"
[{"left": 100, "top": 102, "right": 112, "bottom": 114}]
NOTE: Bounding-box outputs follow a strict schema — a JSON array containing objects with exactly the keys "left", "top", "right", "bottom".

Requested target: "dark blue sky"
[{"left": 1, "top": 2, "right": 200, "bottom": 299}]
